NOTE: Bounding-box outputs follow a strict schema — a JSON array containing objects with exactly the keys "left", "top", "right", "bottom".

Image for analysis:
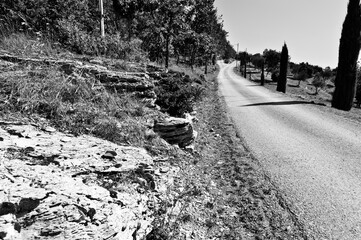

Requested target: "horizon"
[{"left": 214, "top": 0, "right": 350, "bottom": 69}]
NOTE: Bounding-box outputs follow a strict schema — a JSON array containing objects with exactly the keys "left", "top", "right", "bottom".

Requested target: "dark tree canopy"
[
  {"left": 0, "top": 0, "right": 233, "bottom": 68},
  {"left": 332, "top": 0, "right": 361, "bottom": 111},
  {"left": 276, "top": 43, "right": 288, "bottom": 93}
]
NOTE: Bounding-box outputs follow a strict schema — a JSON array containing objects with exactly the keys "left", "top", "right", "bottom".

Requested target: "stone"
[
  {"left": 153, "top": 117, "right": 196, "bottom": 147},
  {"left": 42, "top": 126, "right": 56, "bottom": 133},
  {"left": 0, "top": 123, "right": 155, "bottom": 240},
  {"left": 159, "top": 167, "right": 170, "bottom": 174}
]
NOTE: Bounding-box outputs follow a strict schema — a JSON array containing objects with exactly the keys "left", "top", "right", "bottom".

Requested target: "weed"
[
  {"left": 155, "top": 74, "right": 205, "bottom": 117},
  {"left": 0, "top": 33, "right": 58, "bottom": 57}
]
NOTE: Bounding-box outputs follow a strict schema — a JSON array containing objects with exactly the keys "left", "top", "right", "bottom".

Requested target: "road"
[{"left": 218, "top": 61, "right": 361, "bottom": 239}]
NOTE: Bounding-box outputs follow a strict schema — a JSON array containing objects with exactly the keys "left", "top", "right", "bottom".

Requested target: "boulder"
[{"left": 153, "top": 117, "right": 196, "bottom": 147}]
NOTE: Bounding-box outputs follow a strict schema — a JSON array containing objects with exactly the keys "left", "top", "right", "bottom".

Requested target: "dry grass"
[
  {"left": 0, "top": 62, "right": 165, "bottom": 148},
  {"left": 0, "top": 33, "right": 60, "bottom": 57}
]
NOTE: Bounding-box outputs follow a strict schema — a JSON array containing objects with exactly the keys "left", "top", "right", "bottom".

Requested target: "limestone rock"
[
  {"left": 0, "top": 123, "right": 155, "bottom": 239},
  {"left": 153, "top": 117, "right": 196, "bottom": 147}
]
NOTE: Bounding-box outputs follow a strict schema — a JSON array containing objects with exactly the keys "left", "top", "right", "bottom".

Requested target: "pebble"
[
  {"left": 43, "top": 126, "right": 56, "bottom": 133},
  {"left": 102, "top": 151, "right": 117, "bottom": 160},
  {"left": 60, "top": 137, "right": 72, "bottom": 143},
  {"left": 159, "top": 167, "right": 170, "bottom": 173}
]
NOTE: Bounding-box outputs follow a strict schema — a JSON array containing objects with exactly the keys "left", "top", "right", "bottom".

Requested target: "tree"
[
  {"left": 251, "top": 53, "right": 264, "bottom": 69},
  {"left": 263, "top": 49, "right": 281, "bottom": 74},
  {"left": 312, "top": 73, "right": 326, "bottom": 94},
  {"left": 238, "top": 51, "right": 249, "bottom": 78},
  {"left": 323, "top": 67, "right": 333, "bottom": 79},
  {"left": 277, "top": 43, "right": 288, "bottom": 93},
  {"left": 332, "top": 0, "right": 361, "bottom": 111}
]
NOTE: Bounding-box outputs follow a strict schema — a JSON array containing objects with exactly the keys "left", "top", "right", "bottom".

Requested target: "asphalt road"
[{"left": 218, "top": 61, "right": 361, "bottom": 239}]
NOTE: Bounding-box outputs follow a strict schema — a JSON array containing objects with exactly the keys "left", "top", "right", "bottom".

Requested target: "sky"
[{"left": 214, "top": 0, "right": 349, "bottom": 68}]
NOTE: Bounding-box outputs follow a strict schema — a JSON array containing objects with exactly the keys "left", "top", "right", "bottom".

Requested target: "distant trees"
[
  {"left": 332, "top": 0, "right": 361, "bottom": 111},
  {"left": 237, "top": 51, "right": 249, "bottom": 78},
  {"left": 276, "top": 43, "right": 288, "bottom": 93},
  {"left": 263, "top": 49, "right": 281, "bottom": 74}
]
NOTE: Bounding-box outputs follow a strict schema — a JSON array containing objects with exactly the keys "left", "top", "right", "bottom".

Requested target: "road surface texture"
[{"left": 218, "top": 61, "right": 361, "bottom": 239}]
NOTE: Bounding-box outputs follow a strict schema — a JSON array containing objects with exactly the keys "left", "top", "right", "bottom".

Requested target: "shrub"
[
  {"left": 271, "top": 71, "right": 279, "bottom": 82},
  {"left": 58, "top": 18, "right": 146, "bottom": 61},
  {"left": 155, "top": 74, "right": 204, "bottom": 117},
  {"left": 356, "top": 65, "right": 361, "bottom": 106},
  {"left": 312, "top": 73, "right": 326, "bottom": 94},
  {"left": 0, "top": 33, "right": 58, "bottom": 57}
]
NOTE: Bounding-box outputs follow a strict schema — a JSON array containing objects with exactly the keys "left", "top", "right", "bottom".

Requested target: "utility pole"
[{"left": 99, "top": 0, "right": 105, "bottom": 37}]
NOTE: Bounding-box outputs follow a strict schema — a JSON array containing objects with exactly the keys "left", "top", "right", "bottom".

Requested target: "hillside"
[{"left": 0, "top": 1, "right": 311, "bottom": 239}]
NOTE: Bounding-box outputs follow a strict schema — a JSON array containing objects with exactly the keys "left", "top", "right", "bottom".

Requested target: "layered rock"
[
  {"left": 153, "top": 117, "right": 197, "bottom": 147},
  {"left": 0, "top": 54, "right": 156, "bottom": 104},
  {"left": 0, "top": 122, "right": 156, "bottom": 240}
]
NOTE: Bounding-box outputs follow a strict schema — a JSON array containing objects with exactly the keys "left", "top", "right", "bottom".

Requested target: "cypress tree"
[
  {"left": 277, "top": 43, "right": 288, "bottom": 93},
  {"left": 332, "top": 0, "right": 361, "bottom": 111}
]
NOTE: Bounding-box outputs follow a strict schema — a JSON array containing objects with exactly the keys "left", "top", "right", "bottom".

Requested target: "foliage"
[
  {"left": 263, "top": 49, "right": 281, "bottom": 72},
  {"left": 0, "top": 33, "right": 58, "bottom": 57},
  {"left": 323, "top": 67, "right": 333, "bottom": 79},
  {"left": 356, "top": 65, "right": 361, "bottom": 106},
  {"left": 332, "top": 0, "right": 361, "bottom": 111},
  {"left": 271, "top": 71, "right": 279, "bottom": 82},
  {"left": 1, "top": 0, "right": 232, "bottom": 64},
  {"left": 0, "top": 65, "right": 151, "bottom": 146},
  {"left": 237, "top": 51, "right": 250, "bottom": 66},
  {"left": 155, "top": 73, "right": 205, "bottom": 116},
  {"left": 58, "top": 18, "right": 146, "bottom": 61},
  {"left": 277, "top": 43, "right": 288, "bottom": 93},
  {"left": 251, "top": 53, "right": 264, "bottom": 69},
  {"left": 312, "top": 73, "right": 326, "bottom": 94}
]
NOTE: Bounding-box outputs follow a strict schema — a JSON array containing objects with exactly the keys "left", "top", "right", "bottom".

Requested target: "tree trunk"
[
  {"left": 244, "top": 63, "right": 247, "bottom": 78},
  {"left": 204, "top": 55, "right": 208, "bottom": 74},
  {"left": 277, "top": 43, "right": 288, "bottom": 93},
  {"left": 332, "top": 0, "right": 361, "bottom": 111},
  {"left": 165, "top": 34, "right": 170, "bottom": 69},
  {"left": 261, "top": 62, "right": 265, "bottom": 86}
]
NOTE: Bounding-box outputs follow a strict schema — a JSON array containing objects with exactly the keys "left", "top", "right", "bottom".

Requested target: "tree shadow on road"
[{"left": 240, "top": 100, "right": 315, "bottom": 107}]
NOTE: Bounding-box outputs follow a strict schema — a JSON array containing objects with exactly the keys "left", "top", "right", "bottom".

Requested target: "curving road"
[{"left": 218, "top": 61, "right": 361, "bottom": 239}]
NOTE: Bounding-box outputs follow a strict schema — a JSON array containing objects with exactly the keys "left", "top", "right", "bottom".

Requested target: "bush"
[
  {"left": 155, "top": 74, "right": 204, "bottom": 117},
  {"left": 312, "top": 73, "right": 326, "bottom": 94},
  {"left": 271, "top": 71, "right": 279, "bottom": 82},
  {"left": 58, "top": 18, "right": 146, "bottom": 61},
  {"left": 356, "top": 65, "right": 361, "bottom": 106}
]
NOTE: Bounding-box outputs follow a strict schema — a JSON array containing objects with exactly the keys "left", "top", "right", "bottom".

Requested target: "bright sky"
[{"left": 214, "top": 0, "right": 349, "bottom": 68}]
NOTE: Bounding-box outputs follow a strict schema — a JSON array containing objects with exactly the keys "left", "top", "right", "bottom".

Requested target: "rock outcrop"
[
  {"left": 153, "top": 117, "right": 197, "bottom": 147},
  {"left": 0, "top": 54, "right": 157, "bottom": 106},
  {"left": 0, "top": 121, "right": 156, "bottom": 240}
]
